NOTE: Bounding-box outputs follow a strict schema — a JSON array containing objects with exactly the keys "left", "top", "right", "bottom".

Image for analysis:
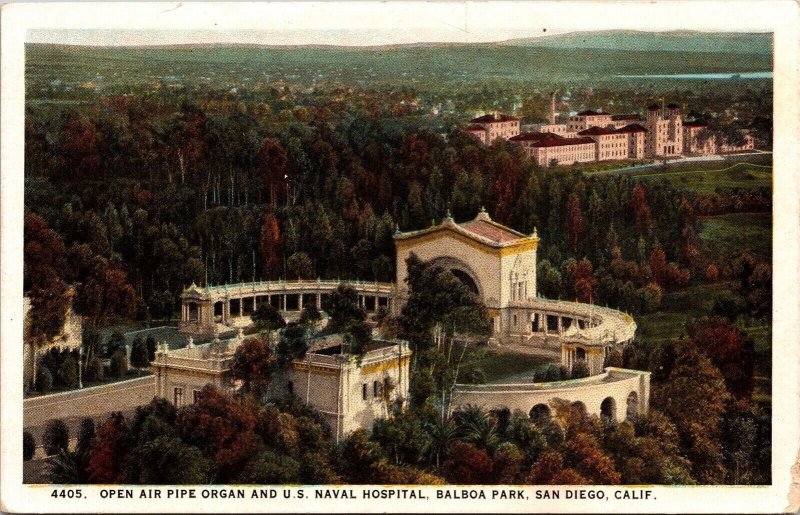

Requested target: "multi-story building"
[
  {"left": 463, "top": 113, "right": 520, "bottom": 144},
  {"left": 682, "top": 120, "right": 715, "bottom": 154},
  {"left": 520, "top": 123, "right": 578, "bottom": 138},
  {"left": 644, "top": 103, "right": 683, "bottom": 158},
  {"left": 577, "top": 126, "right": 629, "bottom": 161},
  {"left": 567, "top": 110, "right": 613, "bottom": 132},
  {"left": 510, "top": 133, "right": 596, "bottom": 166},
  {"left": 497, "top": 93, "right": 758, "bottom": 167},
  {"left": 152, "top": 331, "right": 411, "bottom": 441},
  {"left": 610, "top": 114, "right": 642, "bottom": 128},
  {"left": 683, "top": 120, "right": 756, "bottom": 154}
]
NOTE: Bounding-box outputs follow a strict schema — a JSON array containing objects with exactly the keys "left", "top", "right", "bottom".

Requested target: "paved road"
[
  {"left": 585, "top": 151, "right": 772, "bottom": 177},
  {"left": 24, "top": 376, "right": 155, "bottom": 445}
]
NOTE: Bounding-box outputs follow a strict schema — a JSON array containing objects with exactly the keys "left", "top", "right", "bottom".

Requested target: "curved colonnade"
[
  {"left": 454, "top": 298, "right": 646, "bottom": 422},
  {"left": 180, "top": 280, "right": 395, "bottom": 336}
]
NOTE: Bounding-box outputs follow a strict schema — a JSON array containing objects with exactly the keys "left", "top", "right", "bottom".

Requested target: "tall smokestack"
[{"left": 548, "top": 92, "right": 556, "bottom": 125}]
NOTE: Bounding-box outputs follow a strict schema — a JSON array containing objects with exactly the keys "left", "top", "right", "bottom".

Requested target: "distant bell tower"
[{"left": 548, "top": 92, "right": 557, "bottom": 125}]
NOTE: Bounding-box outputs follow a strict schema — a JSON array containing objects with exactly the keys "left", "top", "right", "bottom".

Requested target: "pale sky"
[
  {"left": 19, "top": 2, "right": 773, "bottom": 48},
  {"left": 26, "top": 28, "right": 574, "bottom": 47}
]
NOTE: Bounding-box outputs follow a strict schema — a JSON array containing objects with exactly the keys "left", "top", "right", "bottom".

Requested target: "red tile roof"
[
  {"left": 578, "top": 126, "right": 619, "bottom": 136},
  {"left": 470, "top": 113, "right": 519, "bottom": 123},
  {"left": 647, "top": 103, "right": 660, "bottom": 111},
  {"left": 617, "top": 123, "right": 648, "bottom": 134},
  {"left": 576, "top": 110, "right": 608, "bottom": 116},
  {"left": 611, "top": 114, "right": 641, "bottom": 121},
  {"left": 666, "top": 103, "right": 680, "bottom": 109},
  {"left": 464, "top": 124, "right": 486, "bottom": 131},
  {"left": 459, "top": 220, "right": 523, "bottom": 243},
  {"left": 511, "top": 132, "right": 594, "bottom": 147},
  {"left": 683, "top": 120, "right": 708, "bottom": 128}
]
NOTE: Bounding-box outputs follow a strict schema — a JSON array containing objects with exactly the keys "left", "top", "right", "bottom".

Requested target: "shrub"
[
  {"left": 130, "top": 336, "right": 150, "bottom": 370},
  {"left": 85, "top": 357, "right": 104, "bottom": 382},
  {"left": 57, "top": 356, "right": 79, "bottom": 388},
  {"left": 105, "top": 330, "right": 126, "bottom": 358},
  {"left": 36, "top": 366, "right": 53, "bottom": 394},
  {"left": 43, "top": 419, "right": 69, "bottom": 456},
  {"left": 76, "top": 418, "right": 96, "bottom": 460},
  {"left": 23, "top": 431, "right": 36, "bottom": 461},
  {"left": 110, "top": 350, "right": 128, "bottom": 379},
  {"left": 544, "top": 365, "right": 562, "bottom": 382},
  {"left": 145, "top": 336, "right": 157, "bottom": 361},
  {"left": 571, "top": 359, "right": 590, "bottom": 379}
]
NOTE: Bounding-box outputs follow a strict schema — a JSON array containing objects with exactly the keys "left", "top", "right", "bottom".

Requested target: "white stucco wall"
[{"left": 396, "top": 231, "right": 503, "bottom": 309}]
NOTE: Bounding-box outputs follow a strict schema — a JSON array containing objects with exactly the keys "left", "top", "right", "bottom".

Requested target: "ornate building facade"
[
  {"left": 468, "top": 98, "right": 758, "bottom": 166},
  {"left": 152, "top": 331, "right": 411, "bottom": 441},
  {"left": 169, "top": 209, "right": 648, "bottom": 432}
]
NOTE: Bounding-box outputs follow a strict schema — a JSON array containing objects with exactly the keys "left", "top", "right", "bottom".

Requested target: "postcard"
[{"left": 1, "top": 1, "right": 798, "bottom": 513}]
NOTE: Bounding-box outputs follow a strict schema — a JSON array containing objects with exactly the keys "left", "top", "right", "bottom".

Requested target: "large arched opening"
[
  {"left": 600, "top": 397, "right": 617, "bottom": 423},
  {"left": 626, "top": 391, "right": 639, "bottom": 421},
  {"left": 427, "top": 257, "right": 483, "bottom": 299}
]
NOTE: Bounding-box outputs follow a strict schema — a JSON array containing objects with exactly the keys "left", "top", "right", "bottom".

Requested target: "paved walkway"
[{"left": 585, "top": 151, "right": 772, "bottom": 177}]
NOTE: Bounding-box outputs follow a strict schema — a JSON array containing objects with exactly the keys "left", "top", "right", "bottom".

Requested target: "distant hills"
[
  {"left": 28, "top": 30, "right": 772, "bottom": 55},
  {"left": 500, "top": 30, "right": 772, "bottom": 55},
  {"left": 25, "top": 31, "right": 773, "bottom": 93}
]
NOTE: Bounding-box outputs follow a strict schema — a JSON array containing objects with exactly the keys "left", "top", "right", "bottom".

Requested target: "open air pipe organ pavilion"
[{"left": 170, "top": 208, "right": 649, "bottom": 430}]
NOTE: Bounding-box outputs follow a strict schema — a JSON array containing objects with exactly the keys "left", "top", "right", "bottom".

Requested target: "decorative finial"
[
  {"left": 237, "top": 328, "right": 244, "bottom": 341},
  {"left": 475, "top": 207, "right": 491, "bottom": 222},
  {"left": 532, "top": 226, "right": 538, "bottom": 238},
  {"left": 394, "top": 223, "right": 400, "bottom": 235},
  {"left": 187, "top": 336, "right": 194, "bottom": 349}
]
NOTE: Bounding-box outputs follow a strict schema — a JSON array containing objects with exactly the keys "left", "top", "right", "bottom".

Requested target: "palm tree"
[
  {"left": 47, "top": 449, "right": 88, "bottom": 484},
  {"left": 457, "top": 404, "right": 500, "bottom": 452},
  {"left": 427, "top": 417, "right": 457, "bottom": 469}
]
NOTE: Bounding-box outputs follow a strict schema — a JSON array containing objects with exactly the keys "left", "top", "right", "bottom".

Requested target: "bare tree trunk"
[{"left": 178, "top": 150, "right": 185, "bottom": 184}]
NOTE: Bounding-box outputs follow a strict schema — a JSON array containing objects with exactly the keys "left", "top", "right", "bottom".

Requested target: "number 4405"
[{"left": 51, "top": 489, "right": 83, "bottom": 499}]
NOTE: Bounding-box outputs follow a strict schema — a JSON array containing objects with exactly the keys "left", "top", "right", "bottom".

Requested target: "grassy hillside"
[
  {"left": 506, "top": 30, "right": 772, "bottom": 55},
  {"left": 26, "top": 41, "right": 773, "bottom": 92}
]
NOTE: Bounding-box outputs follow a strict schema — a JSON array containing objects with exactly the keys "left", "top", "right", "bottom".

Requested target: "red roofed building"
[
  {"left": 578, "top": 127, "right": 629, "bottom": 161},
  {"left": 510, "top": 133, "right": 596, "bottom": 166},
  {"left": 610, "top": 114, "right": 643, "bottom": 128},
  {"left": 463, "top": 113, "right": 520, "bottom": 145},
  {"left": 568, "top": 110, "right": 613, "bottom": 132}
]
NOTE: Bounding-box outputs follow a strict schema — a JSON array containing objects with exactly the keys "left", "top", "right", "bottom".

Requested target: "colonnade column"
[
  {"left": 557, "top": 317, "right": 563, "bottom": 335},
  {"left": 315, "top": 294, "right": 321, "bottom": 309},
  {"left": 298, "top": 294, "right": 304, "bottom": 311}
]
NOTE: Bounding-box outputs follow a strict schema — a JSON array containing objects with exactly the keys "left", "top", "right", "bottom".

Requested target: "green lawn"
[
  {"left": 698, "top": 212, "right": 772, "bottom": 262},
  {"left": 634, "top": 279, "right": 771, "bottom": 407},
  {"left": 455, "top": 345, "right": 553, "bottom": 384},
  {"left": 633, "top": 161, "right": 772, "bottom": 193}
]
